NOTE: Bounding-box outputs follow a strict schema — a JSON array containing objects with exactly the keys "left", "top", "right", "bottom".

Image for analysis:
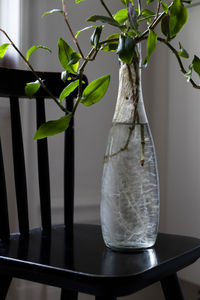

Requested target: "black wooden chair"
[{"left": 0, "top": 67, "right": 200, "bottom": 300}]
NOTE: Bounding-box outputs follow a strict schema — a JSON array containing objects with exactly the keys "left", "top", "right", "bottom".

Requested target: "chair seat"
[{"left": 0, "top": 224, "right": 200, "bottom": 297}]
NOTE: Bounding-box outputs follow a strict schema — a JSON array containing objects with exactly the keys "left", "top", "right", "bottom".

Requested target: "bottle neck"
[{"left": 112, "top": 46, "right": 147, "bottom": 125}]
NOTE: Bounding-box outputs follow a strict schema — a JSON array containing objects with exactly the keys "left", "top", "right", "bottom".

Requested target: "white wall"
[
  {"left": 2, "top": 0, "right": 200, "bottom": 299},
  {"left": 160, "top": 4, "right": 200, "bottom": 285}
]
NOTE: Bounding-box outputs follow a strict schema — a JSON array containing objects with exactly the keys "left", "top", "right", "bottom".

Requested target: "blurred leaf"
[
  {"left": 34, "top": 115, "right": 71, "bottom": 140},
  {"left": 75, "top": 0, "right": 85, "bottom": 3},
  {"left": 25, "top": 80, "right": 40, "bottom": 98},
  {"left": 184, "top": 63, "right": 193, "bottom": 82},
  {"left": 68, "top": 52, "right": 81, "bottom": 65},
  {"left": 101, "top": 34, "right": 120, "bottom": 52},
  {"left": 90, "top": 26, "right": 103, "bottom": 48},
  {"left": 75, "top": 26, "right": 95, "bottom": 38},
  {"left": 117, "top": 35, "right": 135, "bottom": 65},
  {"left": 120, "top": 0, "right": 128, "bottom": 6},
  {"left": 178, "top": 42, "right": 189, "bottom": 59},
  {"left": 113, "top": 9, "right": 128, "bottom": 24},
  {"left": 128, "top": 2, "right": 137, "bottom": 29},
  {"left": 58, "top": 37, "right": 79, "bottom": 74},
  {"left": 169, "top": 0, "right": 188, "bottom": 38},
  {"left": 26, "top": 45, "right": 51, "bottom": 61},
  {"left": 87, "top": 15, "right": 122, "bottom": 28},
  {"left": 61, "top": 70, "right": 68, "bottom": 82},
  {"left": 0, "top": 43, "right": 10, "bottom": 59},
  {"left": 141, "top": 9, "right": 155, "bottom": 17},
  {"left": 192, "top": 55, "right": 200, "bottom": 77},
  {"left": 144, "top": 30, "right": 157, "bottom": 65},
  {"left": 162, "top": 2, "right": 169, "bottom": 14},
  {"left": 59, "top": 80, "right": 80, "bottom": 102},
  {"left": 161, "top": 14, "right": 170, "bottom": 38},
  {"left": 42, "top": 9, "right": 64, "bottom": 17},
  {"left": 146, "top": 0, "right": 154, "bottom": 4},
  {"left": 81, "top": 75, "right": 110, "bottom": 106}
]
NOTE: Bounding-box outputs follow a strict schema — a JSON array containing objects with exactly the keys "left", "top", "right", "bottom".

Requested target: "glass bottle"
[{"left": 101, "top": 46, "right": 160, "bottom": 251}]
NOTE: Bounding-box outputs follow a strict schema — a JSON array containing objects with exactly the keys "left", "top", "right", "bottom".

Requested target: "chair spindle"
[
  {"left": 36, "top": 98, "right": 51, "bottom": 232},
  {"left": 64, "top": 98, "right": 74, "bottom": 228},
  {"left": 0, "top": 139, "right": 10, "bottom": 240},
  {"left": 10, "top": 97, "right": 29, "bottom": 236}
]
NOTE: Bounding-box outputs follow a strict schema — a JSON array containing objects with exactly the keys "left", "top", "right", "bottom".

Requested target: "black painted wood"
[
  {"left": 10, "top": 97, "right": 29, "bottom": 236},
  {"left": 0, "top": 139, "right": 10, "bottom": 240},
  {"left": 161, "top": 273, "right": 184, "bottom": 300},
  {"left": 0, "top": 276, "right": 12, "bottom": 300},
  {"left": 64, "top": 99, "right": 74, "bottom": 228},
  {"left": 36, "top": 98, "right": 51, "bottom": 232},
  {"left": 0, "top": 225, "right": 200, "bottom": 298},
  {"left": 60, "top": 289, "right": 78, "bottom": 300},
  {"left": 96, "top": 297, "right": 116, "bottom": 300}
]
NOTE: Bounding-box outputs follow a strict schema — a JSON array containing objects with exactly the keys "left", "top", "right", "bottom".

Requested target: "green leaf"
[
  {"left": 25, "top": 80, "right": 40, "bottom": 98},
  {"left": 192, "top": 55, "right": 200, "bottom": 77},
  {"left": 101, "top": 34, "right": 120, "bottom": 52},
  {"left": 87, "top": 15, "right": 122, "bottom": 29},
  {"left": 81, "top": 75, "right": 110, "bottom": 106},
  {"left": 144, "top": 30, "right": 157, "bottom": 64},
  {"left": 42, "top": 9, "right": 64, "bottom": 17},
  {"left": 113, "top": 9, "right": 128, "bottom": 24},
  {"left": 162, "top": 2, "right": 169, "bottom": 14},
  {"left": 75, "top": 0, "right": 85, "bottom": 3},
  {"left": 59, "top": 80, "right": 80, "bottom": 102},
  {"left": 75, "top": 26, "right": 95, "bottom": 38},
  {"left": 161, "top": 14, "right": 170, "bottom": 38},
  {"left": 169, "top": 0, "right": 188, "bottom": 38},
  {"left": 90, "top": 26, "right": 103, "bottom": 49},
  {"left": 26, "top": 45, "right": 51, "bottom": 61},
  {"left": 141, "top": 9, "right": 155, "bottom": 17},
  {"left": 58, "top": 38, "right": 79, "bottom": 74},
  {"left": 117, "top": 35, "right": 135, "bottom": 65},
  {"left": 146, "top": 0, "right": 154, "bottom": 4},
  {"left": 178, "top": 42, "right": 189, "bottom": 59},
  {"left": 34, "top": 115, "right": 71, "bottom": 140},
  {"left": 120, "top": 0, "right": 128, "bottom": 6},
  {"left": 0, "top": 43, "right": 10, "bottom": 59},
  {"left": 68, "top": 52, "right": 81, "bottom": 65}
]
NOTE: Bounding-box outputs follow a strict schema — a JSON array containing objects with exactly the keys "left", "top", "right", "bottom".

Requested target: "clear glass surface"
[{"left": 101, "top": 123, "right": 160, "bottom": 251}]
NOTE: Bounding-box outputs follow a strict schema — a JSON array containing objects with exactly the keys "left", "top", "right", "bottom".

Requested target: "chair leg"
[
  {"left": 95, "top": 297, "right": 116, "bottom": 300},
  {"left": 160, "top": 273, "right": 184, "bottom": 300},
  {"left": 60, "top": 289, "right": 78, "bottom": 300},
  {"left": 0, "top": 276, "right": 12, "bottom": 300}
]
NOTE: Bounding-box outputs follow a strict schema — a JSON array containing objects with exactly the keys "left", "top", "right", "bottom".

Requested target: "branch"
[
  {"left": 0, "top": 28, "right": 67, "bottom": 112},
  {"left": 62, "top": 2, "right": 86, "bottom": 59},
  {"left": 157, "top": 37, "right": 200, "bottom": 89},
  {"left": 99, "top": 0, "right": 114, "bottom": 19},
  {"left": 137, "top": 2, "right": 173, "bottom": 42}
]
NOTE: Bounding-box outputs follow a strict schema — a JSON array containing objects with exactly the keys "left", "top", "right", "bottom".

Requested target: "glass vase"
[{"left": 100, "top": 46, "right": 160, "bottom": 251}]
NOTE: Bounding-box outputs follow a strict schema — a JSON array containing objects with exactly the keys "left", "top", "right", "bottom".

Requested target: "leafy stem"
[
  {"left": 157, "top": 37, "right": 200, "bottom": 89},
  {"left": 71, "top": 47, "right": 97, "bottom": 116},
  {"left": 137, "top": 2, "right": 173, "bottom": 42},
  {"left": 0, "top": 28, "right": 67, "bottom": 113},
  {"left": 62, "top": 2, "right": 86, "bottom": 59}
]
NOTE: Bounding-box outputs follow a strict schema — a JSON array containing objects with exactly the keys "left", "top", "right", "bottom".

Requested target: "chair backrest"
[{"left": 0, "top": 67, "right": 83, "bottom": 240}]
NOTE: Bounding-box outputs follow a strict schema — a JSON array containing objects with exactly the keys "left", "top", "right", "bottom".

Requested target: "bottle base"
[{"left": 104, "top": 240, "right": 156, "bottom": 253}]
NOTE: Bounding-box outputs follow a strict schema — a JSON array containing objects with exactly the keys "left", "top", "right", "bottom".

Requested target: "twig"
[
  {"left": 157, "top": 37, "right": 200, "bottom": 89},
  {"left": 62, "top": 2, "right": 85, "bottom": 59},
  {"left": 100, "top": 0, "right": 114, "bottom": 19},
  {"left": 0, "top": 28, "right": 67, "bottom": 113}
]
